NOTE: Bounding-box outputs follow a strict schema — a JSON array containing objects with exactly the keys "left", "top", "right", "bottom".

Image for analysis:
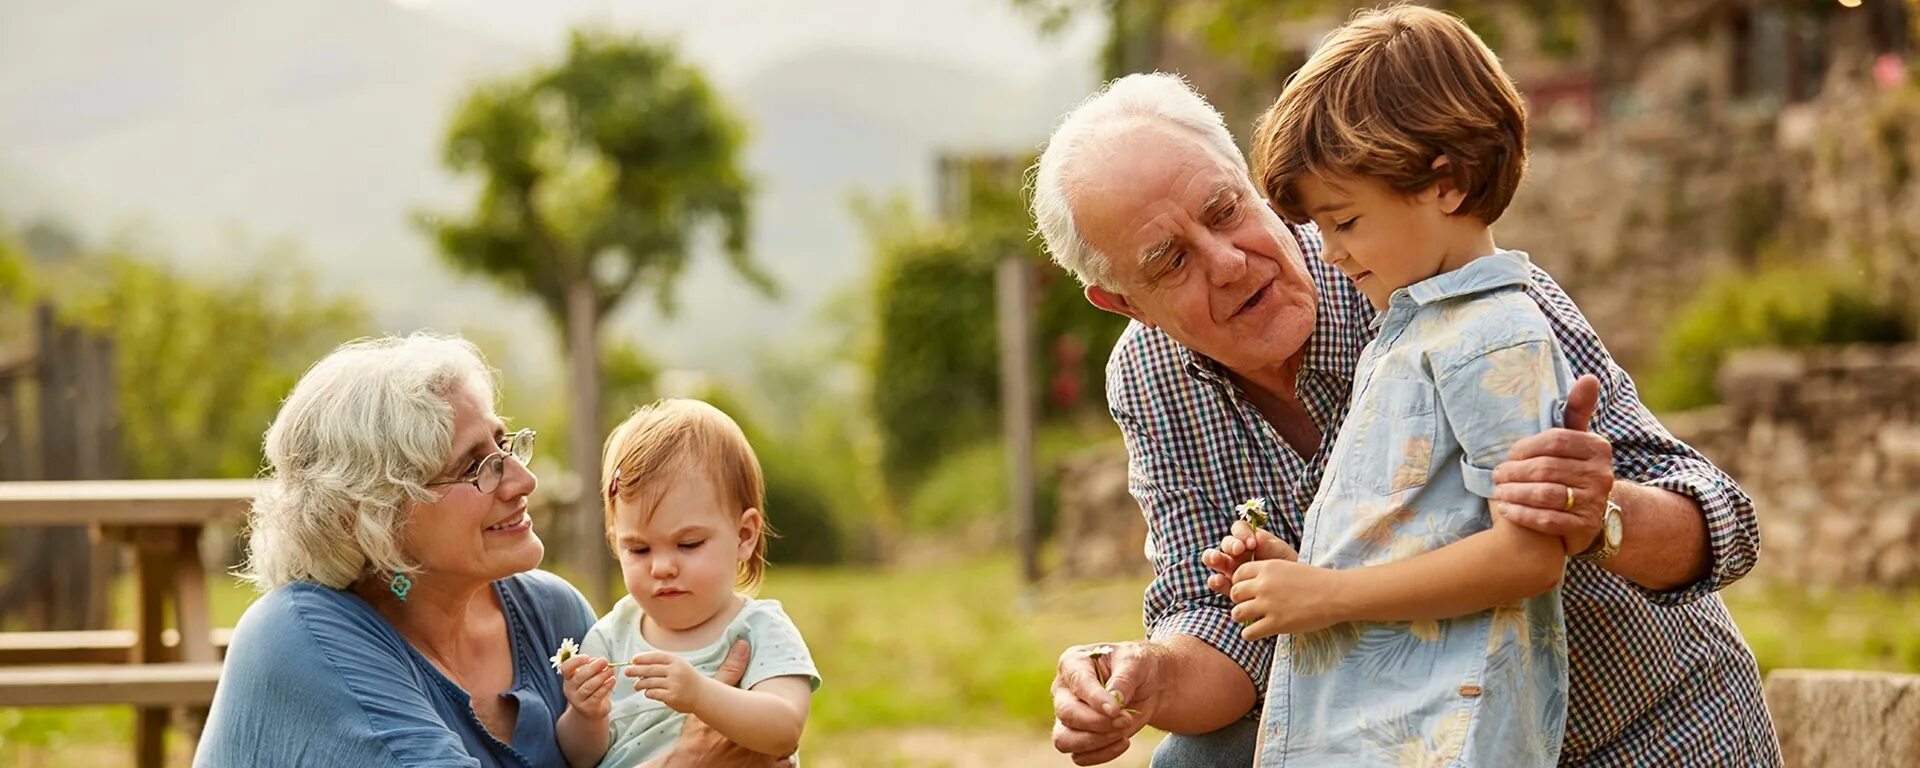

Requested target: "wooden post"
[
  {"left": 567, "top": 280, "right": 608, "bottom": 610},
  {"left": 78, "top": 333, "right": 119, "bottom": 631},
  {"left": 997, "top": 257, "right": 1040, "bottom": 587},
  {"left": 0, "top": 371, "right": 21, "bottom": 480}
]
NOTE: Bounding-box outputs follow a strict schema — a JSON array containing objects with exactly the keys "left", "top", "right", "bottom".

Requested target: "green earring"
[{"left": 389, "top": 572, "right": 414, "bottom": 602}]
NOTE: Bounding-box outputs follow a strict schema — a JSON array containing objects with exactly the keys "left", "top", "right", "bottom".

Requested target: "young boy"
[
  {"left": 553, "top": 399, "right": 820, "bottom": 767},
  {"left": 1218, "top": 5, "right": 1580, "bottom": 765}
]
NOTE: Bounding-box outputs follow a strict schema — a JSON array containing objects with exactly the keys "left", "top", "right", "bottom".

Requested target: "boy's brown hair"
[
  {"left": 1253, "top": 4, "right": 1528, "bottom": 225},
  {"left": 601, "top": 398, "right": 772, "bottom": 589}
]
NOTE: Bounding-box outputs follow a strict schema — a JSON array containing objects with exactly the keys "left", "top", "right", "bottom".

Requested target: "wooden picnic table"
[{"left": 0, "top": 479, "right": 258, "bottom": 768}]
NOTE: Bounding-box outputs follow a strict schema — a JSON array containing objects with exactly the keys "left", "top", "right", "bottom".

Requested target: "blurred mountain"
[{"left": 0, "top": 0, "right": 1096, "bottom": 381}]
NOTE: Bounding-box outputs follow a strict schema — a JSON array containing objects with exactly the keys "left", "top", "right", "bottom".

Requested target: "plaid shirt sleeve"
[
  {"left": 1528, "top": 269, "right": 1762, "bottom": 605},
  {"left": 1107, "top": 334, "right": 1273, "bottom": 699}
]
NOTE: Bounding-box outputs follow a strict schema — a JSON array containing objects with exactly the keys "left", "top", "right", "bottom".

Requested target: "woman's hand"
[
  {"left": 558, "top": 654, "right": 615, "bottom": 720},
  {"left": 639, "top": 640, "right": 795, "bottom": 768}
]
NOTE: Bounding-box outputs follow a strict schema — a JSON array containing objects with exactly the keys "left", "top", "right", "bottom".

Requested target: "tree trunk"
[{"left": 566, "top": 280, "right": 608, "bottom": 610}]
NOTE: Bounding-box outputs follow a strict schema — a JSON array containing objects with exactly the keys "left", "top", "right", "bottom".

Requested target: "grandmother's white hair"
[
  {"left": 1030, "top": 72, "right": 1248, "bottom": 290},
  {"left": 240, "top": 333, "right": 498, "bottom": 591}
]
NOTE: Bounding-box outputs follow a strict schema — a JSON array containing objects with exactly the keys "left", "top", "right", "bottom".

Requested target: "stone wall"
[
  {"left": 1764, "top": 669, "right": 1920, "bottom": 768},
  {"left": 1053, "top": 449, "right": 1149, "bottom": 580},
  {"left": 1666, "top": 344, "right": 1920, "bottom": 589}
]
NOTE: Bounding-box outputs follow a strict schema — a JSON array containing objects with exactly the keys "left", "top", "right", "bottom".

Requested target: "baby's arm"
[
  {"left": 556, "top": 654, "right": 616, "bottom": 768},
  {"left": 687, "top": 675, "right": 813, "bottom": 757},
  {"left": 626, "top": 653, "right": 812, "bottom": 757}
]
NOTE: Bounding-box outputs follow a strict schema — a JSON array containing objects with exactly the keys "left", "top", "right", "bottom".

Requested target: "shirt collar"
[{"left": 1395, "top": 250, "right": 1534, "bottom": 308}]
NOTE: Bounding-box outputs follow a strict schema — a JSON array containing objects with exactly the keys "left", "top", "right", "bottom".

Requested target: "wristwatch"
[{"left": 1574, "top": 498, "right": 1623, "bottom": 563}]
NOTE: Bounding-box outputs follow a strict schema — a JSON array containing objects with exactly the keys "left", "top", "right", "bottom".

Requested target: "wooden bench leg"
[
  {"left": 133, "top": 527, "right": 184, "bottom": 768},
  {"left": 136, "top": 706, "right": 167, "bottom": 768}
]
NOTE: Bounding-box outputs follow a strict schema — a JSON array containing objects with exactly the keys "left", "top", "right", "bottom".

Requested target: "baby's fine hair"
[{"left": 601, "top": 398, "right": 771, "bottom": 589}]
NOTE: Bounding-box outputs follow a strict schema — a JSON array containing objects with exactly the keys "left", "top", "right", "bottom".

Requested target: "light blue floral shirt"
[{"left": 1259, "top": 252, "right": 1572, "bottom": 767}]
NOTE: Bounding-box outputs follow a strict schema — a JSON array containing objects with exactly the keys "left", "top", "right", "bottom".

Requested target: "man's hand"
[
  {"left": 558, "top": 654, "right": 615, "bottom": 720},
  {"left": 1202, "top": 519, "right": 1298, "bottom": 598},
  {"left": 641, "top": 640, "right": 794, "bottom": 768},
  {"left": 1050, "top": 641, "right": 1161, "bottom": 765},
  {"left": 625, "top": 651, "right": 711, "bottom": 714},
  {"left": 1228, "top": 559, "right": 1340, "bottom": 640},
  {"left": 1493, "top": 374, "right": 1613, "bottom": 555}
]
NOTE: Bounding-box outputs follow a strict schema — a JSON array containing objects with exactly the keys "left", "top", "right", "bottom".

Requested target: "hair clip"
[{"left": 608, "top": 467, "right": 621, "bottom": 497}]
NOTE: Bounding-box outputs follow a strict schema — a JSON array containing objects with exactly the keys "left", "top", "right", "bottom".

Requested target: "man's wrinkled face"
[{"left": 1071, "top": 121, "right": 1319, "bottom": 375}]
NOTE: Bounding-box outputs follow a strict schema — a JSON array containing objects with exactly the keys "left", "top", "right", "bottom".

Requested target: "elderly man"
[{"left": 1034, "top": 73, "right": 1778, "bottom": 766}]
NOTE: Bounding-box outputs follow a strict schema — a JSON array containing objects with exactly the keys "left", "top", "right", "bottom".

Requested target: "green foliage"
[
  {"left": 0, "top": 228, "right": 26, "bottom": 303},
  {"left": 597, "top": 340, "right": 660, "bottom": 434},
  {"left": 1724, "top": 581, "right": 1920, "bottom": 675},
  {"left": 902, "top": 421, "right": 1120, "bottom": 541},
  {"left": 423, "top": 29, "right": 767, "bottom": 328},
  {"left": 862, "top": 161, "right": 1126, "bottom": 497},
  {"left": 868, "top": 224, "right": 1003, "bottom": 490},
  {"left": 1643, "top": 260, "right": 1910, "bottom": 411},
  {"left": 51, "top": 249, "right": 368, "bottom": 479}
]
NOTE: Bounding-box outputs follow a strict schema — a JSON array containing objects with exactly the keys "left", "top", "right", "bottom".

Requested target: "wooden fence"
[{"left": 0, "top": 302, "right": 121, "bottom": 629}]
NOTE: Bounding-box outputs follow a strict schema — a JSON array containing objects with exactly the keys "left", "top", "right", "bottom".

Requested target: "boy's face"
[
  {"left": 1291, "top": 172, "right": 1476, "bottom": 311},
  {"left": 611, "top": 469, "right": 761, "bottom": 634},
  {"left": 1072, "top": 121, "right": 1320, "bottom": 376}
]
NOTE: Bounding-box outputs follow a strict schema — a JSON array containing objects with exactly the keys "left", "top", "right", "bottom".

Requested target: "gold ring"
[{"left": 1564, "top": 486, "right": 1577, "bottom": 512}]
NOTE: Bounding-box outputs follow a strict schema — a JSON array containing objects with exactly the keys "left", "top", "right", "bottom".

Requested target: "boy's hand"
[
  {"left": 625, "top": 651, "right": 710, "bottom": 714},
  {"left": 1229, "top": 558, "right": 1338, "bottom": 640},
  {"left": 559, "top": 654, "right": 616, "bottom": 720},
  {"left": 1202, "top": 519, "right": 1298, "bottom": 598}
]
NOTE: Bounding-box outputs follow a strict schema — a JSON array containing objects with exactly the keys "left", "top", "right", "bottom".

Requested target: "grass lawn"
[{"left": 4, "top": 553, "right": 1918, "bottom": 766}]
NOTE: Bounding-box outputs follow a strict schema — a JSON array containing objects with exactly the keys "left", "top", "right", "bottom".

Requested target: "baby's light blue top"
[{"left": 581, "top": 595, "right": 820, "bottom": 768}]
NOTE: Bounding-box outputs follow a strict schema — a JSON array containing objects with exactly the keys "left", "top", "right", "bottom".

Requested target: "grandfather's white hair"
[
  {"left": 1030, "top": 72, "right": 1248, "bottom": 290},
  {"left": 240, "top": 333, "right": 498, "bottom": 591}
]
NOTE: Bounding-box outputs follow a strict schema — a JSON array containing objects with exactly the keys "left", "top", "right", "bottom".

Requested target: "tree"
[{"left": 421, "top": 31, "right": 769, "bottom": 606}]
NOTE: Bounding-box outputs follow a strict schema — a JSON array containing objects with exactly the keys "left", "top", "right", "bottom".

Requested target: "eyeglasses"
[{"left": 426, "top": 429, "right": 536, "bottom": 495}]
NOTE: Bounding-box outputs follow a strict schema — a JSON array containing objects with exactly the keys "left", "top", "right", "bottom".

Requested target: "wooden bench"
[
  {"left": 0, "top": 662, "right": 223, "bottom": 708},
  {"left": 0, "top": 629, "right": 234, "bottom": 666},
  {"left": 0, "top": 479, "right": 257, "bottom": 768}
]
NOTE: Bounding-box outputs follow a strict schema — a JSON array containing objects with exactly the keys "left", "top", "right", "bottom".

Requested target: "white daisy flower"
[
  {"left": 1235, "top": 497, "right": 1269, "bottom": 532},
  {"left": 549, "top": 637, "right": 580, "bottom": 672}
]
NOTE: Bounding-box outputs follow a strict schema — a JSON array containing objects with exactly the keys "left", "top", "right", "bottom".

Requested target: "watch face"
[{"left": 1605, "top": 510, "right": 1624, "bottom": 545}]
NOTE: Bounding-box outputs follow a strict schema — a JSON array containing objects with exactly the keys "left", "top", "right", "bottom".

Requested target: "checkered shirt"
[{"left": 1106, "top": 222, "right": 1781, "bottom": 766}]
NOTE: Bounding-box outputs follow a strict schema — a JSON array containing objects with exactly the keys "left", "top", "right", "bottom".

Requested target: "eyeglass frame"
[{"left": 425, "top": 428, "right": 536, "bottom": 495}]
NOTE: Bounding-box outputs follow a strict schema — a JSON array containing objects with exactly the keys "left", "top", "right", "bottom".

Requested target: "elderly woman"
[{"left": 196, "top": 334, "right": 787, "bottom": 768}]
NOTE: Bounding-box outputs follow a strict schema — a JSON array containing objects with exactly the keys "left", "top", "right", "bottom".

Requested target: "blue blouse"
[{"left": 195, "top": 570, "right": 595, "bottom": 768}]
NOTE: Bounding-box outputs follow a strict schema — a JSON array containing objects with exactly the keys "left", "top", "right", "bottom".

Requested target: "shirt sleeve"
[
  {"left": 1111, "top": 402, "right": 1273, "bottom": 702},
  {"left": 1433, "top": 335, "right": 1576, "bottom": 498},
  {"left": 1532, "top": 277, "right": 1762, "bottom": 604},
  {"left": 738, "top": 600, "right": 820, "bottom": 692},
  {"left": 195, "top": 586, "right": 481, "bottom": 768}
]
